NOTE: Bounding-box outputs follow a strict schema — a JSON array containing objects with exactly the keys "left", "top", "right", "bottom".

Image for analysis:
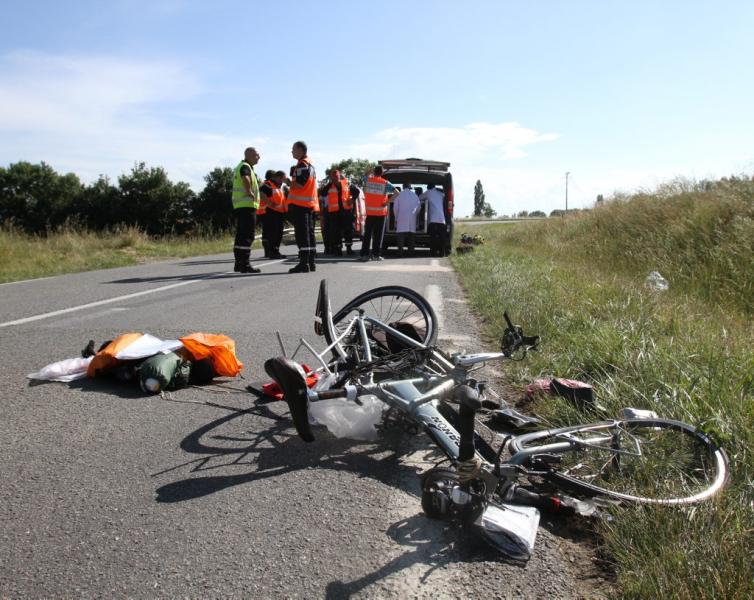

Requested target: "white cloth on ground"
[{"left": 27, "top": 356, "right": 93, "bottom": 382}]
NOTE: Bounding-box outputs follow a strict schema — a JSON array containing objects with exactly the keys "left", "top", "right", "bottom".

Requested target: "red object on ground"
[
  {"left": 261, "top": 364, "right": 318, "bottom": 400},
  {"left": 526, "top": 378, "right": 552, "bottom": 397}
]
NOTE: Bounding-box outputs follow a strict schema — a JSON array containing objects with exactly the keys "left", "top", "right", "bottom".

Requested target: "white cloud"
[
  {"left": 3, "top": 52, "right": 727, "bottom": 216},
  {"left": 313, "top": 122, "right": 562, "bottom": 217},
  {"left": 372, "top": 122, "right": 559, "bottom": 161},
  {"left": 0, "top": 51, "right": 200, "bottom": 135}
]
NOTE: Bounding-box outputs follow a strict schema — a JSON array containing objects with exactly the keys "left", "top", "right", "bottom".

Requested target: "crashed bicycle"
[{"left": 264, "top": 280, "right": 729, "bottom": 557}]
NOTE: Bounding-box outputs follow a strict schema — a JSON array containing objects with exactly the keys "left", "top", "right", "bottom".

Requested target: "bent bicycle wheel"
[
  {"left": 325, "top": 285, "right": 438, "bottom": 357},
  {"left": 509, "top": 418, "right": 728, "bottom": 505}
]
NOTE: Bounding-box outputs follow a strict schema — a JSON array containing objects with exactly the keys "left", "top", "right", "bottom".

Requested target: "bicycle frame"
[
  {"left": 265, "top": 281, "right": 729, "bottom": 527},
  {"left": 284, "top": 310, "right": 494, "bottom": 465}
]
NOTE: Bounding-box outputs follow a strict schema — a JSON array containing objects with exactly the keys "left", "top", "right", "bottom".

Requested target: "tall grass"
[
  {"left": 495, "top": 178, "right": 754, "bottom": 313},
  {"left": 452, "top": 180, "right": 754, "bottom": 598},
  {"left": 0, "top": 225, "right": 234, "bottom": 282}
]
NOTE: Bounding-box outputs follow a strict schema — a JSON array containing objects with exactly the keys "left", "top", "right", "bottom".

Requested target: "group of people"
[
  {"left": 231, "top": 142, "right": 447, "bottom": 274},
  {"left": 231, "top": 142, "right": 320, "bottom": 274},
  {"left": 390, "top": 183, "right": 448, "bottom": 258}
]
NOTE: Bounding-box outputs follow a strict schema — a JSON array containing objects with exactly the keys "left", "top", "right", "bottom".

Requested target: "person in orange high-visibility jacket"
[
  {"left": 257, "top": 169, "right": 272, "bottom": 257},
  {"left": 360, "top": 165, "right": 397, "bottom": 261},
  {"left": 321, "top": 169, "right": 354, "bottom": 256},
  {"left": 286, "top": 140, "right": 318, "bottom": 273},
  {"left": 259, "top": 170, "right": 287, "bottom": 259}
]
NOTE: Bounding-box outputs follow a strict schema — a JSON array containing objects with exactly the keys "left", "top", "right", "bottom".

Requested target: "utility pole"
[{"left": 565, "top": 171, "right": 570, "bottom": 214}]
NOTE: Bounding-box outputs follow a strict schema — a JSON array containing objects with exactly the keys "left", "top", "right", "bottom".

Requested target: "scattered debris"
[
  {"left": 27, "top": 331, "right": 243, "bottom": 394},
  {"left": 645, "top": 270, "right": 669, "bottom": 291},
  {"left": 526, "top": 377, "right": 606, "bottom": 412}
]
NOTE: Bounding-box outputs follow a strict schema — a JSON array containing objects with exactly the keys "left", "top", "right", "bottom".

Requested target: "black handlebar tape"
[{"left": 503, "top": 311, "right": 514, "bottom": 329}]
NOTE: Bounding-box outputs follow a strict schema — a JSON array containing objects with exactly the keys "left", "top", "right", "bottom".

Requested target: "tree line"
[
  {"left": 0, "top": 161, "right": 240, "bottom": 235},
  {"left": 0, "top": 159, "right": 385, "bottom": 236}
]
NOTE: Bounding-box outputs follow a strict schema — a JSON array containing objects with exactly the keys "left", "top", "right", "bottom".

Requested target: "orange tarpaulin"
[
  {"left": 179, "top": 332, "right": 243, "bottom": 377},
  {"left": 86, "top": 332, "right": 145, "bottom": 378}
]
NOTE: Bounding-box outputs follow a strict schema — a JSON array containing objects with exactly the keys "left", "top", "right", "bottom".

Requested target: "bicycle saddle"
[{"left": 263, "top": 357, "right": 315, "bottom": 442}]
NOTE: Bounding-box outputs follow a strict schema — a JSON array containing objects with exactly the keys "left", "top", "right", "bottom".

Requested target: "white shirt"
[
  {"left": 421, "top": 188, "right": 446, "bottom": 224},
  {"left": 392, "top": 189, "right": 421, "bottom": 232}
]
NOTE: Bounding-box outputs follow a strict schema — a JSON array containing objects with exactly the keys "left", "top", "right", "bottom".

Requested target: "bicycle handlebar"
[{"left": 501, "top": 311, "right": 540, "bottom": 357}]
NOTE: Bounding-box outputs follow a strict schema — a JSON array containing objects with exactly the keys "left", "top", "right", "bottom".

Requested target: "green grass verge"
[
  {"left": 452, "top": 214, "right": 753, "bottom": 598},
  {"left": 0, "top": 226, "right": 235, "bottom": 283}
]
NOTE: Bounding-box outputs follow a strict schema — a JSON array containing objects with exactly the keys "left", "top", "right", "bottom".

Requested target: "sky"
[{"left": 1, "top": 0, "right": 753, "bottom": 217}]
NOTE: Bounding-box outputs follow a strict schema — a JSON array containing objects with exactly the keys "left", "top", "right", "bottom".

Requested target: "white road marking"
[
  {"left": 355, "top": 264, "right": 453, "bottom": 272},
  {"left": 0, "top": 275, "right": 57, "bottom": 286},
  {"left": 0, "top": 261, "right": 284, "bottom": 328}
]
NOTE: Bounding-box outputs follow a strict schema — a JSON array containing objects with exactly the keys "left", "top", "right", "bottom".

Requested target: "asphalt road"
[{"left": 0, "top": 243, "right": 589, "bottom": 599}]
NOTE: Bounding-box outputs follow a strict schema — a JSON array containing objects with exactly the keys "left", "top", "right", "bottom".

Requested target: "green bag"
[{"left": 138, "top": 351, "right": 191, "bottom": 394}]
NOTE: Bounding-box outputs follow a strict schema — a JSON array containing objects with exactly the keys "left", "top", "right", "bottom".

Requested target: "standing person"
[
  {"left": 317, "top": 179, "right": 333, "bottom": 255},
  {"left": 231, "top": 147, "right": 261, "bottom": 273},
  {"left": 393, "top": 184, "right": 420, "bottom": 257},
  {"left": 323, "top": 169, "right": 354, "bottom": 256},
  {"left": 287, "top": 140, "right": 318, "bottom": 273},
  {"left": 259, "top": 170, "right": 287, "bottom": 259},
  {"left": 349, "top": 181, "right": 363, "bottom": 242},
  {"left": 421, "top": 183, "right": 447, "bottom": 257},
  {"left": 360, "top": 166, "right": 397, "bottom": 261},
  {"left": 257, "top": 169, "right": 272, "bottom": 258}
]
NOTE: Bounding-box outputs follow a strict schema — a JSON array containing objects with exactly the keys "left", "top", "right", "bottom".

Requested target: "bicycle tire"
[
  {"left": 325, "top": 285, "right": 438, "bottom": 358},
  {"left": 509, "top": 418, "right": 728, "bottom": 505}
]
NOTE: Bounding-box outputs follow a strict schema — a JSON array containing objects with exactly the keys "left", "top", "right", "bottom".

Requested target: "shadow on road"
[
  {"left": 153, "top": 402, "right": 430, "bottom": 504},
  {"left": 105, "top": 270, "right": 290, "bottom": 284},
  {"left": 324, "top": 512, "right": 524, "bottom": 598},
  {"left": 174, "top": 259, "right": 232, "bottom": 266}
]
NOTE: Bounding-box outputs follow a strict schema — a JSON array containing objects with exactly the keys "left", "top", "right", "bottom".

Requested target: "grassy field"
[
  {"left": 452, "top": 180, "right": 753, "bottom": 598},
  {"left": 0, "top": 226, "right": 235, "bottom": 283}
]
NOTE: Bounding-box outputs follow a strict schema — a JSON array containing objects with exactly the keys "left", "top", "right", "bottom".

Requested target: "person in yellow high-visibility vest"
[{"left": 231, "top": 147, "right": 261, "bottom": 273}]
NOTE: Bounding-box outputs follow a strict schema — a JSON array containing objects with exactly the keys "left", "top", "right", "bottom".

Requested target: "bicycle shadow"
[{"left": 153, "top": 402, "right": 429, "bottom": 503}]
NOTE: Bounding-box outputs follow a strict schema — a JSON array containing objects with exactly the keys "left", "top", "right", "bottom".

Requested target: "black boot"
[
  {"left": 289, "top": 251, "right": 310, "bottom": 273},
  {"left": 308, "top": 249, "right": 316, "bottom": 272},
  {"left": 346, "top": 245, "right": 354, "bottom": 256},
  {"left": 233, "top": 249, "right": 244, "bottom": 272},
  {"left": 236, "top": 249, "right": 260, "bottom": 273}
]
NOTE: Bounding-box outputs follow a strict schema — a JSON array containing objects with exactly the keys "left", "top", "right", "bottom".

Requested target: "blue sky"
[{"left": 1, "top": 0, "right": 753, "bottom": 216}]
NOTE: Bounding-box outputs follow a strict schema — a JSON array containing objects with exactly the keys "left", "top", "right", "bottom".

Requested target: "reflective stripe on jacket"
[
  {"left": 287, "top": 157, "right": 318, "bottom": 209},
  {"left": 231, "top": 161, "right": 260, "bottom": 210},
  {"left": 364, "top": 175, "right": 390, "bottom": 216},
  {"left": 327, "top": 177, "right": 352, "bottom": 212}
]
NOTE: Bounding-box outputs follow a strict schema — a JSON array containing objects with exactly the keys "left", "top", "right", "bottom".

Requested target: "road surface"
[{"left": 0, "top": 245, "right": 598, "bottom": 598}]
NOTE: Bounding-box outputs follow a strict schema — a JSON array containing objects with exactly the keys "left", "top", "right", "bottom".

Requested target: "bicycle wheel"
[
  {"left": 325, "top": 285, "right": 438, "bottom": 357},
  {"left": 509, "top": 418, "right": 728, "bottom": 505}
]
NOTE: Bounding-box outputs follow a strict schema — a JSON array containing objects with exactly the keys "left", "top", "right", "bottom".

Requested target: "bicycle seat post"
[{"left": 455, "top": 384, "right": 482, "bottom": 462}]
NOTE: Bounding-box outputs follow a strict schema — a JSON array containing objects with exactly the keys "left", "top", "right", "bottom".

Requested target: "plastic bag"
[
  {"left": 308, "top": 395, "right": 386, "bottom": 441},
  {"left": 645, "top": 271, "right": 669, "bottom": 291},
  {"left": 27, "top": 357, "right": 93, "bottom": 382},
  {"left": 474, "top": 503, "right": 540, "bottom": 561}
]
